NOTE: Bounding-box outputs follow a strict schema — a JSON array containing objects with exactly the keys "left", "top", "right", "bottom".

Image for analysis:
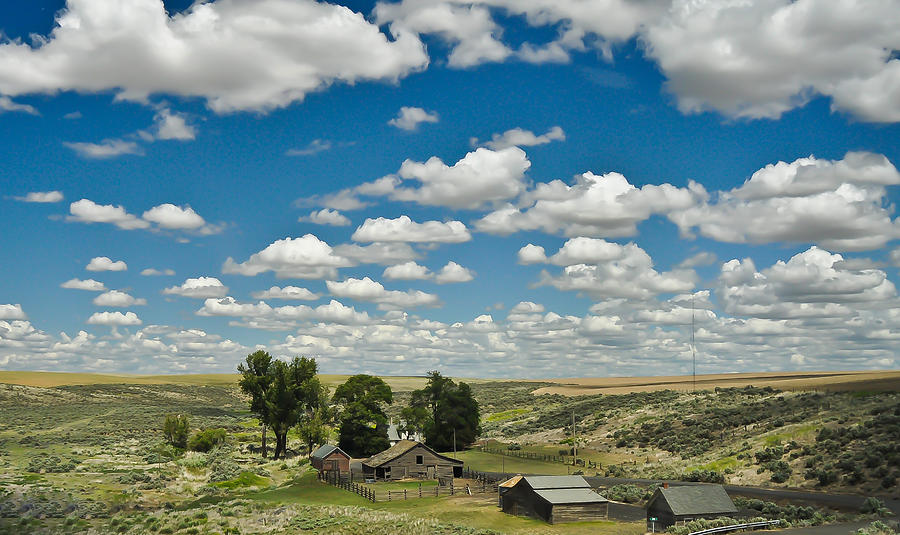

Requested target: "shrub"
[
  {"left": 188, "top": 428, "right": 226, "bottom": 453},
  {"left": 682, "top": 469, "right": 725, "bottom": 483},
  {"left": 163, "top": 414, "right": 190, "bottom": 449},
  {"left": 861, "top": 497, "right": 890, "bottom": 517}
]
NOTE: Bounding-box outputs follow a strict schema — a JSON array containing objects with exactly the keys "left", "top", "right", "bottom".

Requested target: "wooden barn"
[
  {"left": 646, "top": 484, "right": 738, "bottom": 531},
  {"left": 310, "top": 444, "right": 351, "bottom": 475},
  {"left": 500, "top": 475, "right": 609, "bottom": 524},
  {"left": 362, "top": 440, "right": 463, "bottom": 481}
]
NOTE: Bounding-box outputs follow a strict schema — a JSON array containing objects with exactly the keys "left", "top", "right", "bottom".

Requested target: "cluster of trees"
[
  {"left": 162, "top": 414, "right": 227, "bottom": 453},
  {"left": 401, "top": 371, "right": 481, "bottom": 452},
  {"left": 238, "top": 351, "right": 328, "bottom": 460},
  {"left": 235, "top": 352, "right": 481, "bottom": 460}
]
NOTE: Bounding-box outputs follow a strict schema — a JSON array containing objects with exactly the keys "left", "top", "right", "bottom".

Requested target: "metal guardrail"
[{"left": 688, "top": 520, "right": 781, "bottom": 535}]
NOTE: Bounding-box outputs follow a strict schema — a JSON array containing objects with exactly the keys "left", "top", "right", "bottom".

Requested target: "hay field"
[{"left": 531, "top": 370, "right": 900, "bottom": 396}]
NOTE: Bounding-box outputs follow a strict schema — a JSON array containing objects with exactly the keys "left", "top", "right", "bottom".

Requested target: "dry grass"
[
  {"left": 0, "top": 371, "right": 483, "bottom": 391},
  {"left": 531, "top": 370, "right": 900, "bottom": 396}
]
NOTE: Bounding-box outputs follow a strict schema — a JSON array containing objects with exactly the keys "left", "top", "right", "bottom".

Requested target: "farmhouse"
[
  {"left": 646, "top": 484, "right": 738, "bottom": 531},
  {"left": 387, "top": 419, "right": 422, "bottom": 446},
  {"left": 310, "top": 444, "right": 351, "bottom": 475},
  {"left": 362, "top": 440, "right": 463, "bottom": 481},
  {"left": 500, "top": 475, "right": 609, "bottom": 524}
]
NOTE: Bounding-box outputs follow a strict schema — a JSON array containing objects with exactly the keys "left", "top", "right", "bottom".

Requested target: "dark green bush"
[{"left": 188, "top": 428, "right": 226, "bottom": 452}]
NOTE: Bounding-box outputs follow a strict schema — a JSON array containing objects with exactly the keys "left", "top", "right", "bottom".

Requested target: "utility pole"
[
  {"left": 691, "top": 293, "right": 696, "bottom": 392},
  {"left": 453, "top": 428, "right": 457, "bottom": 456},
  {"left": 572, "top": 410, "right": 577, "bottom": 467}
]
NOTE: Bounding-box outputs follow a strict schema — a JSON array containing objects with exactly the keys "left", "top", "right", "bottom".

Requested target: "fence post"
[
  {"left": 388, "top": 490, "right": 392, "bottom": 501},
  {"left": 404, "top": 489, "right": 407, "bottom": 500},
  {"left": 419, "top": 483, "right": 422, "bottom": 498}
]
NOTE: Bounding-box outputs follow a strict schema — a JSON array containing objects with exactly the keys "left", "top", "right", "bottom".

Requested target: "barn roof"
[
  {"left": 311, "top": 444, "right": 349, "bottom": 460},
  {"left": 652, "top": 485, "right": 737, "bottom": 516},
  {"left": 363, "top": 440, "right": 463, "bottom": 468},
  {"left": 498, "top": 475, "right": 523, "bottom": 488},
  {"left": 534, "top": 488, "right": 608, "bottom": 505},
  {"left": 523, "top": 475, "right": 591, "bottom": 490}
]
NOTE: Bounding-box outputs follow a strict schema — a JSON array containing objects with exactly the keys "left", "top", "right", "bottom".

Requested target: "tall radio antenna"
[{"left": 691, "top": 293, "right": 696, "bottom": 392}]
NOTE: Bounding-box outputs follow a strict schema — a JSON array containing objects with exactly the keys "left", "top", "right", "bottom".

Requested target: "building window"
[{"left": 416, "top": 455, "right": 424, "bottom": 465}]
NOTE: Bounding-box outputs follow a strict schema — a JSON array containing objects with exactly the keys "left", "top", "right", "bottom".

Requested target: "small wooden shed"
[
  {"left": 310, "top": 444, "right": 351, "bottom": 475},
  {"left": 362, "top": 440, "right": 463, "bottom": 481},
  {"left": 501, "top": 475, "right": 609, "bottom": 524},
  {"left": 646, "top": 484, "right": 738, "bottom": 531}
]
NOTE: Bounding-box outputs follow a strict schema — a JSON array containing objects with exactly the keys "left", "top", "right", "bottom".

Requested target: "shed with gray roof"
[
  {"left": 310, "top": 444, "right": 350, "bottom": 475},
  {"left": 646, "top": 484, "right": 738, "bottom": 531},
  {"left": 501, "top": 475, "right": 608, "bottom": 524}
]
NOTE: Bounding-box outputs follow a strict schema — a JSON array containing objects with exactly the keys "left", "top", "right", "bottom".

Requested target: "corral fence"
[
  {"left": 686, "top": 520, "right": 781, "bottom": 535},
  {"left": 318, "top": 469, "right": 498, "bottom": 502},
  {"left": 480, "top": 446, "right": 599, "bottom": 469},
  {"left": 317, "top": 470, "right": 376, "bottom": 502}
]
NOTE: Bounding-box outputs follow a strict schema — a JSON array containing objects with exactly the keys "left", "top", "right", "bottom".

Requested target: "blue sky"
[{"left": 1, "top": 0, "right": 900, "bottom": 377}]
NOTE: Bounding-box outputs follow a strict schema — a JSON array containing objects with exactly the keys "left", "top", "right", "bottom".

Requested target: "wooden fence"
[
  {"left": 317, "top": 470, "right": 376, "bottom": 502},
  {"left": 318, "top": 469, "right": 498, "bottom": 502},
  {"left": 480, "top": 447, "right": 599, "bottom": 469}
]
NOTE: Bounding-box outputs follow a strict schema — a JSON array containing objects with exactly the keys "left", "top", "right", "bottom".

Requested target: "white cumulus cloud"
[
  {"left": 0, "top": 0, "right": 428, "bottom": 113},
  {"left": 223, "top": 235, "right": 351, "bottom": 279},
  {"left": 476, "top": 126, "right": 565, "bottom": 150},
  {"left": 163, "top": 277, "right": 229, "bottom": 299},
  {"left": 383, "top": 261, "right": 432, "bottom": 280},
  {"left": 326, "top": 277, "right": 440, "bottom": 309},
  {"left": 68, "top": 199, "right": 149, "bottom": 230},
  {"left": 86, "top": 257, "right": 127, "bottom": 272},
  {"left": 388, "top": 106, "right": 439, "bottom": 131},
  {"left": 60, "top": 278, "right": 107, "bottom": 291},
  {"left": 352, "top": 216, "right": 472, "bottom": 243},
  {"left": 300, "top": 208, "right": 351, "bottom": 226},
  {"left": 93, "top": 290, "right": 147, "bottom": 307},
  {"left": 15, "top": 191, "right": 63, "bottom": 203},
  {"left": 0, "top": 304, "right": 27, "bottom": 320},
  {"left": 87, "top": 311, "right": 142, "bottom": 326},
  {"left": 251, "top": 286, "right": 319, "bottom": 301},
  {"left": 435, "top": 261, "right": 475, "bottom": 284}
]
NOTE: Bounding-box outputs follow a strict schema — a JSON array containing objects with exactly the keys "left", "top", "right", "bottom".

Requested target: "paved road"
[{"left": 773, "top": 521, "right": 870, "bottom": 534}]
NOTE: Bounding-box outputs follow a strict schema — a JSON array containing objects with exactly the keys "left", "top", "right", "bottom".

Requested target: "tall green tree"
[
  {"left": 332, "top": 374, "right": 393, "bottom": 457},
  {"left": 238, "top": 350, "right": 274, "bottom": 457},
  {"left": 410, "top": 371, "right": 481, "bottom": 452},
  {"left": 265, "top": 356, "right": 322, "bottom": 460},
  {"left": 238, "top": 352, "right": 325, "bottom": 460}
]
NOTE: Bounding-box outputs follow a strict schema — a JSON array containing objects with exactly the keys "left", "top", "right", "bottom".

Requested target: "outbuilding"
[
  {"left": 310, "top": 444, "right": 351, "bottom": 475},
  {"left": 362, "top": 440, "right": 463, "bottom": 481},
  {"left": 645, "top": 484, "right": 738, "bottom": 531},
  {"left": 501, "top": 475, "right": 609, "bottom": 524}
]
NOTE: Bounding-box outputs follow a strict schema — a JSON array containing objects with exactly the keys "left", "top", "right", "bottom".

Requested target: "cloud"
[
  {"left": 517, "top": 244, "right": 548, "bottom": 265},
  {"left": 533, "top": 238, "right": 696, "bottom": 300},
  {"left": 718, "top": 246, "right": 897, "bottom": 320},
  {"left": 435, "top": 261, "right": 475, "bottom": 284},
  {"left": 326, "top": 277, "right": 440, "bottom": 309},
  {"left": 670, "top": 152, "right": 900, "bottom": 251},
  {"left": 60, "top": 278, "right": 107, "bottom": 291},
  {"left": 352, "top": 216, "right": 471, "bottom": 243},
  {"left": 67, "top": 199, "right": 220, "bottom": 235},
  {"left": 163, "top": 277, "right": 229, "bottom": 299},
  {"left": 383, "top": 261, "right": 432, "bottom": 280},
  {"left": 0, "top": 304, "right": 27, "bottom": 320},
  {"left": 15, "top": 191, "right": 63, "bottom": 203},
  {"left": 63, "top": 139, "right": 143, "bottom": 159},
  {"left": 476, "top": 171, "right": 699, "bottom": 237},
  {"left": 141, "top": 204, "right": 206, "bottom": 230},
  {"left": 286, "top": 139, "right": 332, "bottom": 156},
  {"left": 87, "top": 311, "right": 141, "bottom": 326},
  {"left": 375, "top": 1, "right": 511, "bottom": 68},
  {"left": 476, "top": 126, "right": 565, "bottom": 150},
  {"left": 381, "top": 147, "right": 531, "bottom": 209},
  {"left": 0, "top": 0, "right": 428, "bottom": 114},
  {"left": 333, "top": 242, "right": 420, "bottom": 265},
  {"left": 68, "top": 199, "right": 149, "bottom": 230},
  {"left": 0, "top": 95, "right": 38, "bottom": 115},
  {"left": 641, "top": 0, "right": 900, "bottom": 121},
  {"left": 140, "top": 268, "right": 175, "bottom": 276},
  {"left": 223, "top": 235, "right": 351, "bottom": 279},
  {"left": 299, "top": 208, "right": 350, "bottom": 226},
  {"left": 196, "top": 296, "right": 370, "bottom": 326},
  {"left": 677, "top": 252, "right": 718, "bottom": 269},
  {"left": 388, "top": 106, "right": 439, "bottom": 131},
  {"left": 63, "top": 111, "right": 81, "bottom": 120},
  {"left": 86, "top": 256, "right": 127, "bottom": 272},
  {"left": 251, "top": 286, "right": 319, "bottom": 301},
  {"left": 153, "top": 109, "right": 196, "bottom": 141},
  {"left": 93, "top": 290, "right": 147, "bottom": 307}
]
